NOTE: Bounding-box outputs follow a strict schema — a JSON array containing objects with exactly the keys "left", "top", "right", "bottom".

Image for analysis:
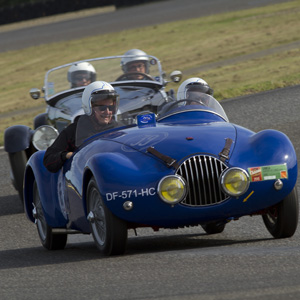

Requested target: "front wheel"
[
  {"left": 87, "top": 178, "right": 127, "bottom": 256},
  {"left": 33, "top": 181, "right": 67, "bottom": 250},
  {"left": 262, "top": 187, "right": 299, "bottom": 238}
]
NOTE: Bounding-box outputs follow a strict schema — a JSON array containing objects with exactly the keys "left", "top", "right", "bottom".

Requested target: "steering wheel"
[{"left": 115, "top": 72, "right": 154, "bottom": 81}]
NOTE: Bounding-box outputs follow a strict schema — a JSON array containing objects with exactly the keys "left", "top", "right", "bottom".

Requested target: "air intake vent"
[{"left": 176, "top": 155, "right": 229, "bottom": 206}]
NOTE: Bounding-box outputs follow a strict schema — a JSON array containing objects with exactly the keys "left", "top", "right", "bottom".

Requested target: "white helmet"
[
  {"left": 121, "top": 49, "right": 150, "bottom": 73},
  {"left": 177, "top": 77, "right": 214, "bottom": 101},
  {"left": 67, "top": 62, "right": 96, "bottom": 88},
  {"left": 82, "top": 81, "right": 119, "bottom": 115}
]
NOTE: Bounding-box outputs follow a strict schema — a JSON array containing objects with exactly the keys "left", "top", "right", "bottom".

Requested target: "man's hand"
[{"left": 66, "top": 152, "right": 73, "bottom": 159}]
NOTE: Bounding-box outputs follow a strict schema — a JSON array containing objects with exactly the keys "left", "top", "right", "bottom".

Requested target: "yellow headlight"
[
  {"left": 221, "top": 168, "right": 249, "bottom": 197},
  {"left": 158, "top": 175, "right": 187, "bottom": 204}
]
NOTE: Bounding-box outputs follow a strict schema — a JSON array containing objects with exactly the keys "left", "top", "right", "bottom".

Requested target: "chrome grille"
[{"left": 176, "top": 155, "right": 229, "bottom": 206}]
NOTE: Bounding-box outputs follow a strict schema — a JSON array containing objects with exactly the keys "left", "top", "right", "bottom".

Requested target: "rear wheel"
[
  {"left": 201, "top": 222, "right": 226, "bottom": 234},
  {"left": 262, "top": 187, "right": 299, "bottom": 238},
  {"left": 8, "top": 151, "right": 27, "bottom": 203},
  {"left": 33, "top": 181, "right": 67, "bottom": 250},
  {"left": 87, "top": 177, "right": 127, "bottom": 256}
]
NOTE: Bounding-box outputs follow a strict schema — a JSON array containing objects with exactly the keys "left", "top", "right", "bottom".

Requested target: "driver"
[
  {"left": 43, "top": 81, "right": 120, "bottom": 173},
  {"left": 67, "top": 62, "right": 97, "bottom": 88},
  {"left": 120, "top": 49, "right": 150, "bottom": 80}
]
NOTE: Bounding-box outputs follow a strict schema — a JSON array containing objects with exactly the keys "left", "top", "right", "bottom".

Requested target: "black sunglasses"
[{"left": 93, "top": 105, "right": 115, "bottom": 112}]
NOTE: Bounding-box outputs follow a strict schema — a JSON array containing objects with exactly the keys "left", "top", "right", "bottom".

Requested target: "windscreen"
[{"left": 44, "top": 55, "right": 164, "bottom": 101}]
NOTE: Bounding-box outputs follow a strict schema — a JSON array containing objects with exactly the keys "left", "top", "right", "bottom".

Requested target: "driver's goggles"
[
  {"left": 74, "top": 75, "right": 91, "bottom": 82},
  {"left": 93, "top": 105, "right": 116, "bottom": 112},
  {"left": 91, "top": 94, "right": 117, "bottom": 113},
  {"left": 127, "top": 62, "right": 145, "bottom": 72},
  {"left": 72, "top": 71, "right": 92, "bottom": 82}
]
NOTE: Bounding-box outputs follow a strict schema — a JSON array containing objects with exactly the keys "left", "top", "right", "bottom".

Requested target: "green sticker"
[{"left": 248, "top": 164, "right": 288, "bottom": 182}]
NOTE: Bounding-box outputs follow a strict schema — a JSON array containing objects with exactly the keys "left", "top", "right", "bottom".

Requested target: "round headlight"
[
  {"left": 32, "top": 125, "right": 59, "bottom": 150},
  {"left": 158, "top": 175, "right": 187, "bottom": 205},
  {"left": 221, "top": 167, "right": 250, "bottom": 197}
]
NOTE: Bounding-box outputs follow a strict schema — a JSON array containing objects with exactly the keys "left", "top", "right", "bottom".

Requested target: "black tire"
[
  {"left": 33, "top": 181, "right": 67, "bottom": 250},
  {"left": 262, "top": 187, "right": 299, "bottom": 238},
  {"left": 8, "top": 151, "right": 27, "bottom": 203},
  {"left": 201, "top": 222, "right": 226, "bottom": 234},
  {"left": 87, "top": 178, "right": 127, "bottom": 256}
]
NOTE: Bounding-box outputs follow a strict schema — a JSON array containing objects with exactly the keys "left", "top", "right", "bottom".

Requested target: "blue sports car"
[{"left": 24, "top": 95, "right": 298, "bottom": 255}]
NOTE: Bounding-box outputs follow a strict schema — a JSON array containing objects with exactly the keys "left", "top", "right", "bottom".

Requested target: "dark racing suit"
[{"left": 43, "top": 115, "right": 119, "bottom": 173}]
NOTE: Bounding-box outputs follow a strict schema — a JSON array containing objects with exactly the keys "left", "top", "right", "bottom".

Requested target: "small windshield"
[
  {"left": 44, "top": 55, "right": 164, "bottom": 102},
  {"left": 158, "top": 93, "right": 229, "bottom": 122}
]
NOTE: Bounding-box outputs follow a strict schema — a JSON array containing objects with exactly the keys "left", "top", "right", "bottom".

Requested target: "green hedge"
[
  {"left": 0, "top": 0, "right": 42, "bottom": 8},
  {"left": 0, "top": 0, "right": 161, "bottom": 24}
]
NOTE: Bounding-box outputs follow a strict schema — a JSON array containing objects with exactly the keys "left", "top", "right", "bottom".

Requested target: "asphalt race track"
[{"left": 1, "top": 0, "right": 300, "bottom": 299}]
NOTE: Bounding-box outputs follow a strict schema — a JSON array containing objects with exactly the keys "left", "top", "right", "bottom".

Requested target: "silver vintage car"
[{"left": 4, "top": 54, "right": 181, "bottom": 202}]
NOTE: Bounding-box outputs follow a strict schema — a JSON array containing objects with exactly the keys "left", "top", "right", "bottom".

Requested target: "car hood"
[{"left": 104, "top": 122, "right": 238, "bottom": 162}]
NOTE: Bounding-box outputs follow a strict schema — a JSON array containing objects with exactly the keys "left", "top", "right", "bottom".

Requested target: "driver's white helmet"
[
  {"left": 68, "top": 62, "right": 96, "bottom": 88},
  {"left": 121, "top": 49, "right": 150, "bottom": 73},
  {"left": 177, "top": 77, "right": 214, "bottom": 101},
  {"left": 82, "top": 81, "right": 119, "bottom": 115}
]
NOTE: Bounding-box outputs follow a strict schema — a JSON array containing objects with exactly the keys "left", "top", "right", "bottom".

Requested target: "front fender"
[
  {"left": 231, "top": 127, "right": 298, "bottom": 194},
  {"left": 4, "top": 125, "right": 33, "bottom": 153},
  {"left": 86, "top": 152, "right": 159, "bottom": 192},
  {"left": 34, "top": 112, "right": 48, "bottom": 129},
  {"left": 24, "top": 151, "right": 67, "bottom": 227},
  {"left": 83, "top": 151, "right": 172, "bottom": 219}
]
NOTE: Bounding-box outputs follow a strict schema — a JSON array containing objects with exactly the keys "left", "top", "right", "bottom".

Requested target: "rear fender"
[
  {"left": 24, "top": 151, "right": 67, "bottom": 227},
  {"left": 4, "top": 125, "right": 33, "bottom": 153}
]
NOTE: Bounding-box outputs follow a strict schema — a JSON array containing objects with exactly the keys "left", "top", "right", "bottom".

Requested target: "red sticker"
[{"left": 249, "top": 167, "right": 262, "bottom": 182}]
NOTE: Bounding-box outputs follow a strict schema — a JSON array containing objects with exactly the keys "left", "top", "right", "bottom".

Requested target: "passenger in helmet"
[
  {"left": 43, "top": 81, "right": 121, "bottom": 173},
  {"left": 67, "top": 62, "right": 96, "bottom": 88},
  {"left": 176, "top": 77, "right": 214, "bottom": 106},
  {"left": 157, "top": 77, "right": 214, "bottom": 116},
  {"left": 119, "top": 49, "right": 150, "bottom": 80},
  {"left": 177, "top": 77, "right": 213, "bottom": 99}
]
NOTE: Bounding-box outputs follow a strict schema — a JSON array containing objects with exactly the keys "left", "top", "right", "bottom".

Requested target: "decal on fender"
[
  {"left": 248, "top": 164, "right": 288, "bottom": 182},
  {"left": 48, "top": 82, "right": 55, "bottom": 96},
  {"left": 121, "top": 132, "right": 169, "bottom": 152}
]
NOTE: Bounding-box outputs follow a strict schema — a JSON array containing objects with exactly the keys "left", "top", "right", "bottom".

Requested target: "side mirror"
[
  {"left": 170, "top": 70, "right": 182, "bottom": 83},
  {"left": 30, "top": 88, "right": 41, "bottom": 100}
]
